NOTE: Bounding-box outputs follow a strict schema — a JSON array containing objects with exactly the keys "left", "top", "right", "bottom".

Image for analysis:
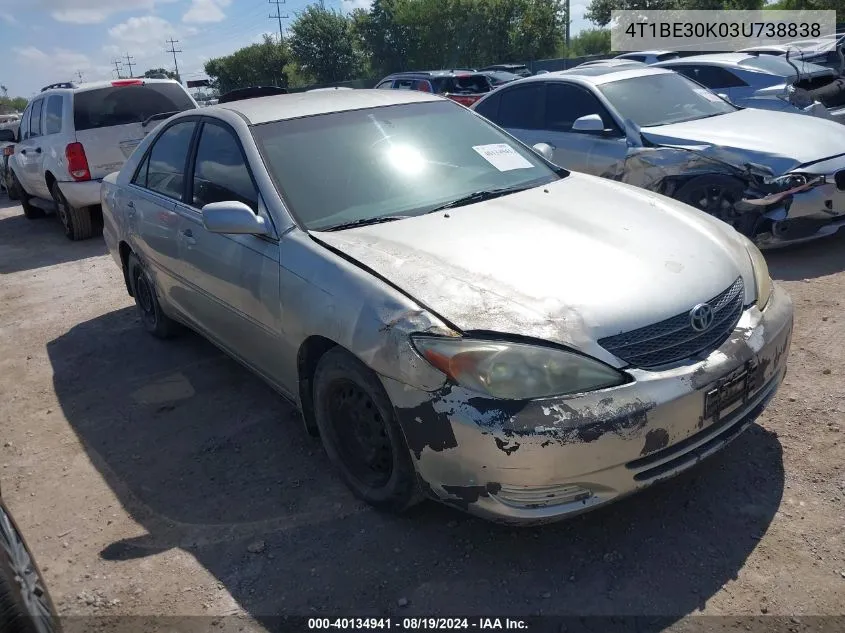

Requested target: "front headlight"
[
  {"left": 411, "top": 336, "right": 627, "bottom": 400},
  {"left": 739, "top": 235, "right": 773, "bottom": 309}
]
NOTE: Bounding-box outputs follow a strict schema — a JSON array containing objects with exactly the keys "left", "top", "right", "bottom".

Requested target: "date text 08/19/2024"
[{"left": 307, "top": 618, "right": 530, "bottom": 630}]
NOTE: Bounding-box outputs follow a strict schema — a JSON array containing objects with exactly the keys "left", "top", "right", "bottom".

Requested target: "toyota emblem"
[{"left": 689, "top": 303, "right": 714, "bottom": 332}]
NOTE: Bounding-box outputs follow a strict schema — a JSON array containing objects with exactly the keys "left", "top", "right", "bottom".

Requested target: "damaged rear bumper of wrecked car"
[{"left": 382, "top": 285, "right": 793, "bottom": 525}]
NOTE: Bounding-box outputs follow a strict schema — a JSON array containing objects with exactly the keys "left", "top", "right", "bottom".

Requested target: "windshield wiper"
[
  {"left": 429, "top": 184, "right": 537, "bottom": 213},
  {"left": 320, "top": 215, "right": 411, "bottom": 232}
]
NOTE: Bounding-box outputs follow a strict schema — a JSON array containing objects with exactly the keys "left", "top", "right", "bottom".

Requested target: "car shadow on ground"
[
  {"left": 0, "top": 203, "right": 107, "bottom": 274},
  {"left": 47, "top": 307, "right": 785, "bottom": 625},
  {"left": 766, "top": 230, "right": 845, "bottom": 281}
]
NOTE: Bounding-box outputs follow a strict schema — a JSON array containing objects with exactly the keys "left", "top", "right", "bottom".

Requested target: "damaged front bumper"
[
  {"left": 748, "top": 172, "right": 845, "bottom": 248},
  {"left": 383, "top": 285, "right": 793, "bottom": 525}
]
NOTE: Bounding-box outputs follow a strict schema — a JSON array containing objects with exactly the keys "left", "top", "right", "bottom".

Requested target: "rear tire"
[
  {"left": 50, "top": 182, "right": 93, "bottom": 241},
  {"left": 313, "top": 347, "right": 422, "bottom": 513},
  {"left": 0, "top": 503, "right": 61, "bottom": 633},
  {"left": 126, "top": 253, "right": 179, "bottom": 339},
  {"left": 11, "top": 173, "right": 44, "bottom": 220}
]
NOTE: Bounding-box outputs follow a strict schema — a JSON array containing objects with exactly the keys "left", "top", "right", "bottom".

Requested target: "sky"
[{"left": 0, "top": 0, "right": 592, "bottom": 98}]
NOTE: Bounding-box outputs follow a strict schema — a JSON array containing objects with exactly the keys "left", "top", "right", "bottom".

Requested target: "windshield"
[
  {"left": 252, "top": 101, "right": 560, "bottom": 231},
  {"left": 432, "top": 75, "right": 492, "bottom": 94},
  {"left": 598, "top": 72, "right": 736, "bottom": 127},
  {"left": 73, "top": 83, "right": 195, "bottom": 131}
]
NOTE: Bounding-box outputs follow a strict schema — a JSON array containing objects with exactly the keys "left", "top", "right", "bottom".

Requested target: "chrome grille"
[{"left": 598, "top": 277, "right": 745, "bottom": 368}]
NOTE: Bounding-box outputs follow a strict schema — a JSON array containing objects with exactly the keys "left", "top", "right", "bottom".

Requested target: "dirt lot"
[{"left": 0, "top": 196, "right": 843, "bottom": 630}]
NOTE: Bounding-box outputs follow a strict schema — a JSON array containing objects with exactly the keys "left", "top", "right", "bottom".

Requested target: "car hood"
[
  {"left": 641, "top": 108, "right": 845, "bottom": 173},
  {"left": 313, "top": 174, "right": 756, "bottom": 361}
]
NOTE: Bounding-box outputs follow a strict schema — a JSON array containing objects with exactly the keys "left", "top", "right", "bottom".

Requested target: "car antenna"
[{"left": 784, "top": 47, "right": 802, "bottom": 84}]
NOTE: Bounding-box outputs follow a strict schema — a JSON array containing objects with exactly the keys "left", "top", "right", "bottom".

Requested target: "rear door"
[
  {"left": 474, "top": 81, "right": 544, "bottom": 147},
  {"left": 73, "top": 81, "right": 196, "bottom": 180},
  {"left": 19, "top": 98, "right": 46, "bottom": 196},
  {"left": 125, "top": 118, "right": 199, "bottom": 312}
]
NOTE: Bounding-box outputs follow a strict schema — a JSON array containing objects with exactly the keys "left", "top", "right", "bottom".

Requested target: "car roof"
[
  {"left": 386, "top": 69, "right": 479, "bottom": 79},
  {"left": 210, "top": 89, "right": 444, "bottom": 124},
  {"left": 521, "top": 65, "right": 673, "bottom": 86},
  {"left": 615, "top": 50, "right": 675, "bottom": 57},
  {"left": 654, "top": 52, "right": 776, "bottom": 67},
  {"left": 38, "top": 78, "right": 184, "bottom": 96}
]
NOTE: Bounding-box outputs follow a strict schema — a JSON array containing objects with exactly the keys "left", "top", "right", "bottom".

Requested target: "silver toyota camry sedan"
[{"left": 100, "top": 89, "right": 793, "bottom": 524}]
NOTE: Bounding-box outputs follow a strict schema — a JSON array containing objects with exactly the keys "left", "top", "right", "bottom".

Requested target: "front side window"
[
  {"left": 44, "top": 96, "right": 63, "bottom": 135},
  {"left": 29, "top": 99, "right": 43, "bottom": 138},
  {"left": 191, "top": 122, "right": 258, "bottom": 212},
  {"left": 144, "top": 121, "right": 196, "bottom": 200},
  {"left": 545, "top": 83, "right": 617, "bottom": 133},
  {"left": 598, "top": 72, "right": 736, "bottom": 127},
  {"left": 252, "top": 100, "right": 561, "bottom": 231}
]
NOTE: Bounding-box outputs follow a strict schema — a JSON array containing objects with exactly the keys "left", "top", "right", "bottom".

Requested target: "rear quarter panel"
[{"left": 100, "top": 172, "right": 123, "bottom": 268}]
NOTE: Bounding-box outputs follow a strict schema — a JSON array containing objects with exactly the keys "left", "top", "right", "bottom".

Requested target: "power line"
[
  {"left": 113, "top": 59, "right": 123, "bottom": 79},
  {"left": 123, "top": 52, "right": 136, "bottom": 78},
  {"left": 268, "top": 0, "right": 288, "bottom": 43},
  {"left": 166, "top": 38, "right": 183, "bottom": 82}
]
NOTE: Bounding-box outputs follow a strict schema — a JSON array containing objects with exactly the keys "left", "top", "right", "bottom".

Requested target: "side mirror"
[
  {"left": 716, "top": 93, "right": 732, "bottom": 104},
  {"left": 571, "top": 114, "right": 605, "bottom": 133},
  {"left": 532, "top": 143, "right": 555, "bottom": 162},
  {"left": 0, "top": 129, "right": 15, "bottom": 143},
  {"left": 202, "top": 201, "right": 269, "bottom": 236}
]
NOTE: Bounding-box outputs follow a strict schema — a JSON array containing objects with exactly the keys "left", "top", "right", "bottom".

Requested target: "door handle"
[
  {"left": 126, "top": 200, "right": 136, "bottom": 217},
  {"left": 179, "top": 228, "right": 197, "bottom": 245}
]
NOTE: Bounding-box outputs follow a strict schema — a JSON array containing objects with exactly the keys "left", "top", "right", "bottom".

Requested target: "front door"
[{"left": 173, "top": 120, "right": 285, "bottom": 387}]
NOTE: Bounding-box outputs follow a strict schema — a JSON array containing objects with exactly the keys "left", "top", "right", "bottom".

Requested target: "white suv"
[{"left": 10, "top": 78, "right": 197, "bottom": 240}]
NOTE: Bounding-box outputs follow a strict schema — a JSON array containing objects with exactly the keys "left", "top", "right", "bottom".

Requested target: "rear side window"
[
  {"left": 44, "top": 96, "right": 63, "bottom": 135},
  {"left": 29, "top": 99, "right": 43, "bottom": 137},
  {"left": 394, "top": 78, "right": 415, "bottom": 90},
  {"left": 144, "top": 121, "right": 196, "bottom": 200},
  {"left": 73, "top": 83, "right": 194, "bottom": 132},
  {"left": 496, "top": 83, "right": 543, "bottom": 129},
  {"left": 191, "top": 122, "right": 258, "bottom": 212},
  {"left": 375, "top": 80, "right": 394, "bottom": 89}
]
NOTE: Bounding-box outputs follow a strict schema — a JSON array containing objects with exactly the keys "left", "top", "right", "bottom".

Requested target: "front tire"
[
  {"left": 313, "top": 347, "right": 422, "bottom": 513},
  {"left": 50, "top": 182, "right": 93, "bottom": 241},
  {"left": 0, "top": 502, "right": 62, "bottom": 633},
  {"left": 674, "top": 175, "right": 759, "bottom": 237},
  {"left": 126, "top": 253, "right": 179, "bottom": 339}
]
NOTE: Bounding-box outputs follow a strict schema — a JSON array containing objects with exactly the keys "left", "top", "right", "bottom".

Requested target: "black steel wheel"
[
  {"left": 674, "top": 175, "right": 759, "bottom": 237},
  {"left": 0, "top": 502, "right": 62, "bottom": 633},
  {"left": 127, "top": 253, "right": 179, "bottom": 339},
  {"left": 313, "top": 347, "right": 422, "bottom": 512}
]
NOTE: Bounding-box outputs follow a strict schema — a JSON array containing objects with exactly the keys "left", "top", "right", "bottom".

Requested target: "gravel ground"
[{"left": 0, "top": 197, "right": 843, "bottom": 631}]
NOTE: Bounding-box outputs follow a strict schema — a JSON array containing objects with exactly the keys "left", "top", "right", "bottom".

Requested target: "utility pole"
[
  {"left": 113, "top": 59, "right": 123, "bottom": 79},
  {"left": 166, "top": 38, "right": 182, "bottom": 82},
  {"left": 76, "top": 70, "right": 84, "bottom": 82},
  {"left": 268, "top": 0, "right": 288, "bottom": 43},
  {"left": 123, "top": 52, "right": 136, "bottom": 78},
  {"left": 564, "top": 0, "right": 570, "bottom": 52}
]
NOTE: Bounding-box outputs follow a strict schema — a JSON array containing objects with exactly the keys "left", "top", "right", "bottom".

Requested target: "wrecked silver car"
[
  {"left": 101, "top": 89, "right": 793, "bottom": 525},
  {"left": 653, "top": 53, "right": 845, "bottom": 122},
  {"left": 472, "top": 65, "right": 845, "bottom": 247}
]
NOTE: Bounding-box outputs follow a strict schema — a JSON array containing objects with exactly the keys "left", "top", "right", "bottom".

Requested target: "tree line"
[{"left": 205, "top": 0, "right": 578, "bottom": 92}]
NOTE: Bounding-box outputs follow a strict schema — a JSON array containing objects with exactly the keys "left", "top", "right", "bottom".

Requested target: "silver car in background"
[
  {"left": 472, "top": 65, "right": 845, "bottom": 247},
  {"left": 653, "top": 53, "right": 845, "bottom": 122},
  {"left": 101, "top": 90, "right": 792, "bottom": 524}
]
